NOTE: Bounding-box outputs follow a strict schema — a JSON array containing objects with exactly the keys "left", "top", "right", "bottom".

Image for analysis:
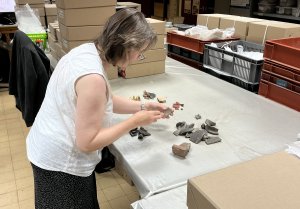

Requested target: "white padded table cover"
[
  {"left": 109, "top": 57, "right": 300, "bottom": 198},
  {"left": 131, "top": 185, "right": 187, "bottom": 209},
  {"left": 131, "top": 141, "right": 300, "bottom": 209}
]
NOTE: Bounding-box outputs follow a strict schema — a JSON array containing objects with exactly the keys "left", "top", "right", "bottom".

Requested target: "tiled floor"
[{"left": 0, "top": 89, "right": 139, "bottom": 209}]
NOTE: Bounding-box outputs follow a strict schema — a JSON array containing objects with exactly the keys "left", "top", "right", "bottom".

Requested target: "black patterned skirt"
[{"left": 31, "top": 163, "right": 100, "bottom": 209}]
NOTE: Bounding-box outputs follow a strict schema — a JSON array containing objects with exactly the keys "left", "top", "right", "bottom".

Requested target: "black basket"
[{"left": 203, "top": 40, "right": 264, "bottom": 84}]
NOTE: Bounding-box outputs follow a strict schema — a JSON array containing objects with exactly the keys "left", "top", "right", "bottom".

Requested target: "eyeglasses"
[{"left": 138, "top": 53, "right": 145, "bottom": 61}]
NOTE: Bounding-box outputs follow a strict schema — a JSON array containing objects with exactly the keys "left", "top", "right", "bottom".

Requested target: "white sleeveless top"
[{"left": 26, "top": 43, "right": 113, "bottom": 177}]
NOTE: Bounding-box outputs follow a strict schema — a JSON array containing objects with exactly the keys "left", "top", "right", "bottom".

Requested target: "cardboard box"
[
  {"left": 124, "top": 60, "right": 165, "bottom": 78},
  {"left": 50, "top": 48, "right": 59, "bottom": 61},
  {"left": 57, "top": 6, "right": 115, "bottom": 26},
  {"left": 17, "top": 3, "right": 44, "bottom": 9},
  {"left": 55, "top": 43, "right": 63, "bottom": 59},
  {"left": 153, "top": 34, "right": 164, "bottom": 49},
  {"left": 131, "top": 49, "right": 166, "bottom": 65},
  {"left": 117, "top": 2, "right": 141, "bottom": 12},
  {"left": 56, "top": 0, "right": 116, "bottom": 9},
  {"left": 56, "top": 28, "right": 62, "bottom": 44},
  {"left": 46, "top": 15, "right": 57, "bottom": 24},
  {"left": 49, "top": 22, "right": 59, "bottom": 39},
  {"left": 61, "top": 48, "right": 67, "bottom": 57},
  {"left": 246, "top": 21, "right": 300, "bottom": 44},
  {"left": 219, "top": 16, "right": 263, "bottom": 38},
  {"left": 146, "top": 18, "right": 165, "bottom": 35},
  {"left": 61, "top": 39, "right": 89, "bottom": 52},
  {"left": 59, "top": 23, "right": 103, "bottom": 41},
  {"left": 187, "top": 152, "right": 300, "bottom": 209},
  {"left": 48, "top": 34, "right": 57, "bottom": 50},
  {"left": 106, "top": 66, "right": 118, "bottom": 80},
  {"left": 45, "top": 4, "right": 57, "bottom": 16},
  {"left": 39, "top": 16, "right": 45, "bottom": 26},
  {"left": 36, "top": 7, "right": 45, "bottom": 16},
  {"left": 15, "top": 0, "right": 44, "bottom": 4},
  {"left": 197, "top": 14, "right": 233, "bottom": 29}
]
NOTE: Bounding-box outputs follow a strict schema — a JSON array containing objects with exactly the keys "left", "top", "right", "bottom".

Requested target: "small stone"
[
  {"left": 129, "top": 128, "right": 138, "bottom": 137},
  {"left": 189, "top": 130, "right": 208, "bottom": 144},
  {"left": 143, "top": 90, "right": 156, "bottom": 99},
  {"left": 176, "top": 122, "right": 186, "bottom": 129},
  {"left": 172, "top": 142, "right": 191, "bottom": 158},
  {"left": 205, "top": 119, "right": 216, "bottom": 127},
  {"left": 205, "top": 136, "right": 222, "bottom": 145},
  {"left": 139, "top": 127, "right": 151, "bottom": 136},
  {"left": 157, "top": 96, "right": 166, "bottom": 103},
  {"left": 138, "top": 133, "right": 144, "bottom": 140},
  {"left": 178, "top": 123, "right": 194, "bottom": 135},
  {"left": 195, "top": 114, "right": 201, "bottom": 120},
  {"left": 205, "top": 125, "right": 218, "bottom": 135},
  {"left": 163, "top": 107, "right": 174, "bottom": 117},
  {"left": 130, "top": 96, "right": 141, "bottom": 101}
]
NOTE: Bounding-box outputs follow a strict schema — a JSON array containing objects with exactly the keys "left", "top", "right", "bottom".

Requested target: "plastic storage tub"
[
  {"left": 259, "top": 71, "right": 300, "bottom": 111},
  {"left": 203, "top": 40, "right": 264, "bottom": 84},
  {"left": 264, "top": 37, "right": 300, "bottom": 71},
  {"left": 263, "top": 60, "right": 300, "bottom": 84},
  {"left": 167, "top": 31, "right": 239, "bottom": 54}
]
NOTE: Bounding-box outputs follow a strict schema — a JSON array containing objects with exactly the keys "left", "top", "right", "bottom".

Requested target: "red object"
[
  {"left": 263, "top": 60, "right": 300, "bottom": 85},
  {"left": 258, "top": 71, "right": 300, "bottom": 111},
  {"left": 173, "top": 102, "right": 184, "bottom": 110},
  {"left": 167, "top": 31, "right": 239, "bottom": 54},
  {"left": 264, "top": 37, "right": 300, "bottom": 72}
]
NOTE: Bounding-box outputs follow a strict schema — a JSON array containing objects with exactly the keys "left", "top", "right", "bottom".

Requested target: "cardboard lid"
[{"left": 188, "top": 152, "right": 300, "bottom": 209}]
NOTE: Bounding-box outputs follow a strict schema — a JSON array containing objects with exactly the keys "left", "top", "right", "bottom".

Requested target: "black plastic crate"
[{"left": 203, "top": 40, "right": 264, "bottom": 84}]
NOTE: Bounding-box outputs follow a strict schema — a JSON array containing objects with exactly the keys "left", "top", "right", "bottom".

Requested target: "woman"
[{"left": 27, "top": 8, "right": 169, "bottom": 209}]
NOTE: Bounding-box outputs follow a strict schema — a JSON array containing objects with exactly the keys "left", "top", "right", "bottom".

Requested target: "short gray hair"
[{"left": 95, "top": 8, "right": 157, "bottom": 65}]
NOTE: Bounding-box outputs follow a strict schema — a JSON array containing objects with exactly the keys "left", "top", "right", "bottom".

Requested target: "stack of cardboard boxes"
[
  {"left": 48, "top": 0, "right": 117, "bottom": 79},
  {"left": 15, "top": 0, "right": 46, "bottom": 27},
  {"left": 219, "top": 16, "right": 264, "bottom": 40},
  {"left": 197, "top": 14, "right": 300, "bottom": 44},
  {"left": 120, "top": 18, "right": 166, "bottom": 78},
  {"left": 197, "top": 14, "right": 234, "bottom": 30},
  {"left": 48, "top": 21, "right": 62, "bottom": 61},
  {"left": 55, "top": 0, "right": 116, "bottom": 53},
  {"left": 246, "top": 20, "right": 300, "bottom": 44},
  {"left": 44, "top": 3, "right": 57, "bottom": 25}
]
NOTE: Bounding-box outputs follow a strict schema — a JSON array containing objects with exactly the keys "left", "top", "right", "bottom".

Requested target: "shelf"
[{"left": 253, "top": 12, "right": 300, "bottom": 22}]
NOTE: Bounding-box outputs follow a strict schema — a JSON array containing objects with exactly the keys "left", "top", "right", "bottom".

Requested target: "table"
[
  {"left": 109, "top": 57, "right": 300, "bottom": 198},
  {"left": 131, "top": 185, "right": 187, "bottom": 209}
]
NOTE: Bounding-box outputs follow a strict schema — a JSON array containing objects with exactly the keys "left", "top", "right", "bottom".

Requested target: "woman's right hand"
[{"left": 130, "top": 110, "right": 164, "bottom": 127}]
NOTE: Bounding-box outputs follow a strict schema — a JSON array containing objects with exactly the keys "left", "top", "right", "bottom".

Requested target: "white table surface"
[{"left": 109, "top": 57, "right": 300, "bottom": 199}]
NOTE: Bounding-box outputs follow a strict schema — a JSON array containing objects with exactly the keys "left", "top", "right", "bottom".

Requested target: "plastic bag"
[{"left": 15, "top": 4, "right": 45, "bottom": 34}]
